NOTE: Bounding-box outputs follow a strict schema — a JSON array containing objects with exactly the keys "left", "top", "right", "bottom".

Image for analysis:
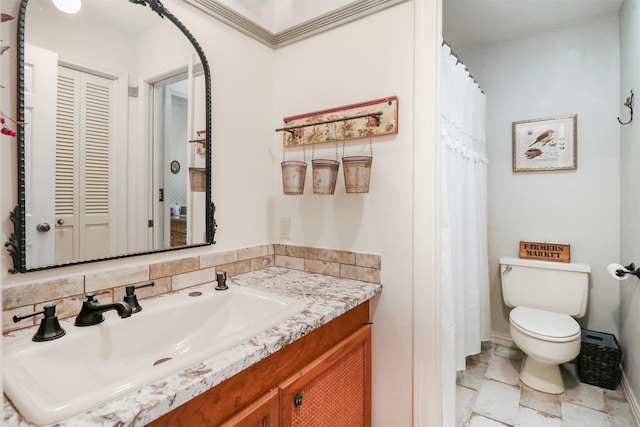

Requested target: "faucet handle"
[
  {"left": 124, "top": 282, "right": 155, "bottom": 313},
  {"left": 13, "top": 304, "right": 66, "bottom": 342}
]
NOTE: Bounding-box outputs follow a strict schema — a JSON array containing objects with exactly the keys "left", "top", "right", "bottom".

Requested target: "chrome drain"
[
  {"left": 188, "top": 291, "right": 202, "bottom": 297},
  {"left": 153, "top": 357, "right": 172, "bottom": 366}
]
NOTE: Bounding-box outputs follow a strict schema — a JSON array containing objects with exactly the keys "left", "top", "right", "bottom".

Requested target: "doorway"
[{"left": 151, "top": 73, "right": 189, "bottom": 249}]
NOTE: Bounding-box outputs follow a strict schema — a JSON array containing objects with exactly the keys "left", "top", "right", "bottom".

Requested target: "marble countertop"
[{"left": 3, "top": 267, "right": 382, "bottom": 427}]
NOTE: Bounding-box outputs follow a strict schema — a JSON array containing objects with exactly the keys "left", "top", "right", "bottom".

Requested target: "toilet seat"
[{"left": 510, "top": 306, "right": 581, "bottom": 343}]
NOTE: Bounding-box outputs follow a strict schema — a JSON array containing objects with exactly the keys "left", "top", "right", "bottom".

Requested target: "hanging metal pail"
[
  {"left": 312, "top": 159, "right": 340, "bottom": 194},
  {"left": 342, "top": 156, "right": 372, "bottom": 193},
  {"left": 188, "top": 167, "right": 206, "bottom": 192},
  {"left": 281, "top": 160, "right": 307, "bottom": 195}
]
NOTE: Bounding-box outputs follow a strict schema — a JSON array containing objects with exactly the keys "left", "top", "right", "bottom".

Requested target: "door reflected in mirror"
[{"left": 13, "top": 0, "right": 213, "bottom": 272}]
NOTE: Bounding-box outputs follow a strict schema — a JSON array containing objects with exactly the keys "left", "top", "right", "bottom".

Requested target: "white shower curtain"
[{"left": 440, "top": 44, "right": 490, "bottom": 374}]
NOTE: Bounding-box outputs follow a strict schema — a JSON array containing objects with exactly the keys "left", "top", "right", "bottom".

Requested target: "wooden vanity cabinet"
[
  {"left": 170, "top": 219, "right": 186, "bottom": 246},
  {"left": 279, "top": 325, "right": 371, "bottom": 426},
  {"left": 218, "top": 388, "right": 279, "bottom": 427},
  {"left": 146, "top": 302, "right": 370, "bottom": 427}
]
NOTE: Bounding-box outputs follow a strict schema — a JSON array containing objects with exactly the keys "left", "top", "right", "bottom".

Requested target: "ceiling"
[
  {"left": 443, "top": 0, "right": 623, "bottom": 52},
  {"left": 216, "top": 0, "right": 354, "bottom": 33}
]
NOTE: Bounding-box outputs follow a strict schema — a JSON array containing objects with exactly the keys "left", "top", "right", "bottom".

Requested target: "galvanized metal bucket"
[
  {"left": 188, "top": 167, "right": 206, "bottom": 192},
  {"left": 281, "top": 160, "right": 307, "bottom": 195},
  {"left": 342, "top": 156, "right": 372, "bottom": 193},
  {"left": 312, "top": 159, "right": 340, "bottom": 194}
]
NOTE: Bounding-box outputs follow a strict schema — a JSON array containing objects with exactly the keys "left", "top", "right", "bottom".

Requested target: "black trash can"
[{"left": 577, "top": 329, "right": 622, "bottom": 390}]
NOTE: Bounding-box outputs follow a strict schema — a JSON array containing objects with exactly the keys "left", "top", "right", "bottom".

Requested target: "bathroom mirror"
[{"left": 7, "top": 0, "right": 215, "bottom": 273}]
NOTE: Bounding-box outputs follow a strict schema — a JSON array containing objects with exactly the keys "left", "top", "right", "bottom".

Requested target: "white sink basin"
[{"left": 3, "top": 282, "right": 306, "bottom": 425}]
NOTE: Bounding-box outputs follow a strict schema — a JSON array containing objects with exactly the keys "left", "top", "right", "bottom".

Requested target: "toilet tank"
[{"left": 499, "top": 256, "right": 591, "bottom": 317}]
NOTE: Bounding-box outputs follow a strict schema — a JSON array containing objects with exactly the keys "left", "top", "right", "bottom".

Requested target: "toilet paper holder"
[{"left": 613, "top": 263, "right": 640, "bottom": 279}]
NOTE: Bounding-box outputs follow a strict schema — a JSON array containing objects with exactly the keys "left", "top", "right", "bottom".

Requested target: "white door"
[
  {"left": 24, "top": 44, "right": 57, "bottom": 268},
  {"left": 151, "top": 82, "right": 166, "bottom": 249},
  {"left": 163, "top": 86, "right": 188, "bottom": 247},
  {"left": 150, "top": 73, "right": 188, "bottom": 250},
  {"left": 55, "top": 66, "right": 114, "bottom": 262}
]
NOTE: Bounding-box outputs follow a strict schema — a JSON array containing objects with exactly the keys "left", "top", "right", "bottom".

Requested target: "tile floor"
[{"left": 456, "top": 342, "right": 637, "bottom": 427}]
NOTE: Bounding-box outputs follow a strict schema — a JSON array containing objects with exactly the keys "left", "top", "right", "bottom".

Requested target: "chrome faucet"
[{"left": 74, "top": 293, "right": 132, "bottom": 327}]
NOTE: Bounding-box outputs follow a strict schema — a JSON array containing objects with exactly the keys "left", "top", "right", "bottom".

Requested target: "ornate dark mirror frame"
[{"left": 5, "top": 0, "right": 216, "bottom": 274}]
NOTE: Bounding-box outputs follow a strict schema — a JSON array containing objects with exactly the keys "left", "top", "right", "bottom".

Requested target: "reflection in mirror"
[{"left": 9, "top": 0, "right": 214, "bottom": 273}]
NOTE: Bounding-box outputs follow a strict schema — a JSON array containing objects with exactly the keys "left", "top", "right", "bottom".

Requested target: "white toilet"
[{"left": 499, "top": 256, "right": 591, "bottom": 394}]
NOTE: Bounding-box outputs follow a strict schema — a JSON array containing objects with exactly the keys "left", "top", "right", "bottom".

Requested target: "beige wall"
[
  {"left": 272, "top": 3, "right": 416, "bottom": 425},
  {"left": 460, "top": 14, "right": 621, "bottom": 339},
  {"left": 619, "top": 0, "right": 640, "bottom": 413}
]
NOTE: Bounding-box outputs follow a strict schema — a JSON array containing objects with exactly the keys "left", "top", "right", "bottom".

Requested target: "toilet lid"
[{"left": 510, "top": 306, "right": 580, "bottom": 341}]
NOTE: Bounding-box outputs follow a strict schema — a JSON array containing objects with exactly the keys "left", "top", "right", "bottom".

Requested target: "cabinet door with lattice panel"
[
  {"left": 218, "top": 388, "right": 279, "bottom": 427},
  {"left": 279, "top": 325, "right": 371, "bottom": 427}
]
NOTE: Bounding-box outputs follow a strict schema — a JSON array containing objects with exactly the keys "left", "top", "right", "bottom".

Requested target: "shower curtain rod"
[{"left": 442, "top": 40, "right": 485, "bottom": 94}]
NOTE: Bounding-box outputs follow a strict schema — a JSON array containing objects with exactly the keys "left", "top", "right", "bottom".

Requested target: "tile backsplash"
[{"left": 2, "top": 244, "right": 381, "bottom": 334}]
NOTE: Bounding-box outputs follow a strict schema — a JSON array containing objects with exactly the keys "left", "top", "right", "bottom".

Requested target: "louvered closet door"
[
  {"left": 55, "top": 67, "right": 79, "bottom": 262},
  {"left": 55, "top": 66, "right": 113, "bottom": 262}
]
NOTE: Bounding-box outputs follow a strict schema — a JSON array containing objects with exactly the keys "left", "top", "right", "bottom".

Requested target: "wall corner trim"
[
  {"left": 182, "top": 0, "right": 408, "bottom": 49},
  {"left": 490, "top": 331, "right": 516, "bottom": 348},
  {"left": 621, "top": 370, "right": 640, "bottom": 427}
]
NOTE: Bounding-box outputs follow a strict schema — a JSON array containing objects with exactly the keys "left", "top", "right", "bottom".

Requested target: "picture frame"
[
  {"left": 512, "top": 114, "right": 577, "bottom": 172},
  {"left": 170, "top": 160, "right": 180, "bottom": 174}
]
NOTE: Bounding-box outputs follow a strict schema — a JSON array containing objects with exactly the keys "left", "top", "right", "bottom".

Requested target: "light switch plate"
[{"left": 279, "top": 217, "right": 290, "bottom": 239}]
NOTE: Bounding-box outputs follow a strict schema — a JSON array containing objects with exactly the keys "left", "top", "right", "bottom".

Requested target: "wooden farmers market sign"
[{"left": 519, "top": 241, "right": 570, "bottom": 263}]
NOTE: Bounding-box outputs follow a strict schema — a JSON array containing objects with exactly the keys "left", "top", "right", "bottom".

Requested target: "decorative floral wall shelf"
[
  {"left": 188, "top": 129, "right": 206, "bottom": 155},
  {"left": 279, "top": 96, "right": 398, "bottom": 147}
]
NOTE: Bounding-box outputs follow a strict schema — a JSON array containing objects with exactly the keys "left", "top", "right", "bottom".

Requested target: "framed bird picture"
[{"left": 512, "top": 114, "right": 577, "bottom": 172}]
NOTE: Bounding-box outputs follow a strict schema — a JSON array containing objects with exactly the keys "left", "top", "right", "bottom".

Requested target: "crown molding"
[{"left": 183, "top": 0, "right": 408, "bottom": 49}]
